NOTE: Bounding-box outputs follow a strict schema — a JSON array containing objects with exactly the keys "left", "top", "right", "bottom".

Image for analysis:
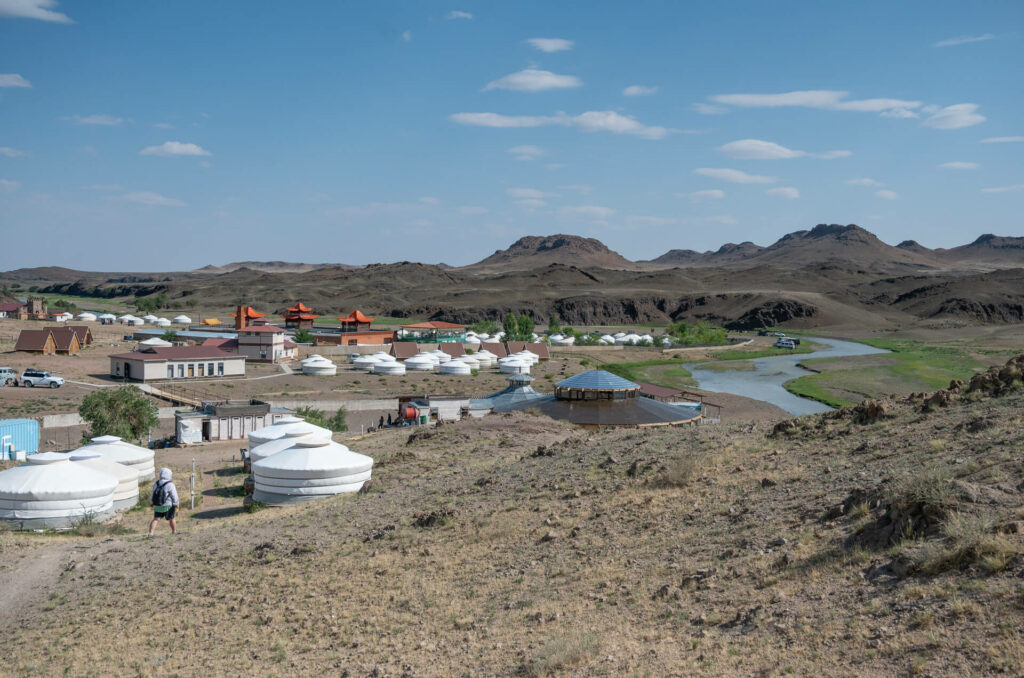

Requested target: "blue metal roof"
[{"left": 555, "top": 370, "right": 638, "bottom": 390}]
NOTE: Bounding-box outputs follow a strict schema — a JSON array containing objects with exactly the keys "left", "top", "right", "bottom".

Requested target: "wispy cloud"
[
  {"left": 86, "top": 184, "right": 123, "bottom": 191},
  {"left": 688, "top": 189, "right": 725, "bottom": 202},
  {"left": 70, "top": 114, "right": 124, "bottom": 126},
  {"left": 139, "top": 141, "right": 211, "bottom": 157},
  {"left": 0, "top": 178, "right": 20, "bottom": 192},
  {"left": 981, "top": 136, "right": 1024, "bottom": 144},
  {"left": 692, "top": 103, "right": 727, "bottom": 115},
  {"left": 458, "top": 206, "right": 488, "bottom": 215},
  {"left": 875, "top": 189, "right": 899, "bottom": 200},
  {"left": 559, "top": 184, "right": 593, "bottom": 195},
  {"left": 623, "top": 85, "right": 657, "bottom": 97},
  {"left": 934, "top": 33, "right": 994, "bottom": 48},
  {"left": 766, "top": 186, "right": 800, "bottom": 199},
  {"left": 484, "top": 69, "right": 582, "bottom": 92},
  {"left": 418, "top": 196, "right": 440, "bottom": 205},
  {"left": 446, "top": 10, "right": 472, "bottom": 20},
  {"left": 846, "top": 177, "right": 884, "bottom": 187},
  {"left": 706, "top": 90, "right": 922, "bottom": 120},
  {"left": 0, "top": 73, "right": 32, "bottom": 88},
  {"left": 0, "top": 0, "right": 72, "bottom": 23},
  {"left": 121, "top": 191, "right": 184, "bottom": 206},
  {"left": 693, "top": 168, "right": 776, "bottom": 184},
  {"left": 515, "top": 199, "right": 547, "bottom": 210},
  {"left": 938, "top": 161, "right": 979, "bottom": 170},
  {"left": 153, "top": 122, "right": 174, "bottom": 129},
  {"left": 506, "top": 187, "right": 556, "bottom": 199},
  {"left": 509, "top": 145, "right": 545, "bottom": 161},
  {"left": 0, "top": 146, "right": 27, "bottom": 157},
  {"left": 451, "top": 110, "right": 670, "bottom": 139},
  {"left": 922, "top": 103, "right": 985, "bottom": 130},
  {"left": 559, "top": 205, "right": 614, "bottom": 218},
  {"left": 981, "top": 184, "right": 1024, "bottom": 194},
  {"left": 526, "top": 38, "right": 573, "bottom": 53},
  {"left": 717, "top": 139, "right": 850, "bottom": 160}
]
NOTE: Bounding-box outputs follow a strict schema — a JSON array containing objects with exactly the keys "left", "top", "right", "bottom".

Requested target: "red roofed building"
[
  {"left": 281, "top": 302, "right": 318, "bottom": 329},
  {"left": 232, "top": 305, "right": 267, "bottom": 330},
  {"left": 338, "top": 310, "right": 374, "bottom": 333},
  {"left": 109, "top": 346, "right": 246, "bottom": 382}
]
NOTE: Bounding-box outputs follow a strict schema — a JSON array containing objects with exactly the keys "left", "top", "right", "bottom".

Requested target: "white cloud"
[
  {"left": 559, "top": 184, "right": 592, "bottom": 194},
  {"left": 981, "top": 136, "right": 1024, "bottom": 143},
  {"left": 846, "top": 177, "right": 883, "bottom": 187},
  {"left": 718, "top": 139, "right": 802, "bottom": 159},
  {"left": 526, "top": 38, "right": 573, "bottom": 53},
  {"left": 689, "top": 189, "right": 725, "bottom": 202},
  {"left": 981, "top": 184, "right": 1024, "bottom": 194},
  {"left": 515, "top": 199, "right": 547, "bottom": 210},
  {"left": 446, "top": 10, "right": 472, "bottom": 20},
  {"left": 922, "top": 103, "right": 985, "bottom": 130},
  {"left": 153, "top": 122, "right": 174, "bottom": 129},
  {"left": 401, "top": 30, "right": 411, "bottom": 42},
  {"left": 693, "top": 168, "right": 776, "bottom": 184},
  {"left": 934, "top": 33, "right": 995, "bottom": 48},
  {"left": 938, "top": 161, "right": 980, "bottom": 170},
  {"left": 766, "top": 186, "right": 800, "bottom": 199},
  {"left": 484, "top": 69, "right": 582, "bottom": 92},
  {"left": 692, "top": 102, "right": 727, "bottom": 115},
  {"left": 121, "top": 191, "right": 184, "bottom": 206},
  {"left": 450, "top": 110, "right": 670, "bottom": 139},
  {"left": 875, "top": 189, "right": 899, "bottom": 200},
  {"left": 880, "top": 107, "right": 919, "bottom": 119},
  {"left": 458, "top": 206, "right": 488, "bottom": 215},
  {"left": 623, "top": 85, "right": 658, "bottom": 97},
  {"left": 0, "top": 178, "right": 20, "bottom": 192},
  {"left": 418, "top": 196, "right": 440, "bottom": 205},
  {"left": 817, "top": 150, "right": 853, "bottom": 159},
  {"left": 86, "top": 184, "right": 123, "bottom": 191},
  {"left": 0, "top": 146, "right": 27, "bottom": 157},
  {"left": 0, "top": 0, "right": 72, "bottom": 23},
  {"left": 139, "top": 141, "right": 212, "bottom": 157},
  {"left": 506, "top": 187, "right": 555, "bottom": 199},
  {"left": 71, "top": 114, "right": 124, "bottom": 126},
  {"left": 0, "top": 73, "right": 32, "bottom": 88},
  {"left": 509, "top": 144, "right": 545, "bottom": 161},
  {"left": 707, "top": 90, "right": 922, "bottom": 118},
  {"left": 559, "top": 205, "right": 614, "bottom": 218}
]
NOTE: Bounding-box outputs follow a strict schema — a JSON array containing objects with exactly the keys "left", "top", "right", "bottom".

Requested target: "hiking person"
[
  {"left": 387, "top": 412, "right": 393, "bottom": 426},
  {"left": 148, "top": 467, "right": 179, "bottom": 536},
  {"left": 379, "top": 415, "right": 384, "bottom": 429}
]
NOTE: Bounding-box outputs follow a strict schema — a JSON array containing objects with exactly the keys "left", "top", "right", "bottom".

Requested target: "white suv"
[{"left": 21, "top": 370, "right": 65, "bottom": 388}]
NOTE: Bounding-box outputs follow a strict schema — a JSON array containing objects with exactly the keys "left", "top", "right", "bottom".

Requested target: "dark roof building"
[{"left": 14, "top": 329, "right": 56, "bottom": 354}]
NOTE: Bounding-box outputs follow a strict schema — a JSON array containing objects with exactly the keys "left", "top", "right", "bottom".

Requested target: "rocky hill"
[{"left": 463, "top": 234, "right": 638, "bottom": 273}]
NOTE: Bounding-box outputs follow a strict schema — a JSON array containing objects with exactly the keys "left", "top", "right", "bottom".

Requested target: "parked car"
[
  {"left": 773, "top": 338, "right": 797, "bottom": 349},
  {"left": 20, "top": 370, "right": 65, "bottom": 388},
  {"left": 0, "top": 367, "right": 16, "bottom": 386}
]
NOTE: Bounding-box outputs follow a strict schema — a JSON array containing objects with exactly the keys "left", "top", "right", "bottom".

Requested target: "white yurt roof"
[
  {"left": 301, "top": 356, "right": 337, "bottom": 376},
  {"left": 459, "top": 355, "right": 480, "bottom": 369},
  {"left": 98, "top": 313, "right": 116, "bottom": 320},
  {"left": 251, "top": 438, "right": 373, "bottom": 504},
  {"left": 430, "top": 349, "right": 452, "bottom": 363},
  {"left": 551, "top": 337, "right": 575, "bottom": 346},
  {"left": 465, "top": 331, "right": 477, "bottom": 338},
  {"left": 601, "top": 334, "right": 616, "bottom": 343},
  {"left": 514, "top": 350, "right": 539, "bottom": 365},
  {"left": 69, "top": 451, "right": 140, "bottom": 510},
  {"left": 352, "top": 354, "right": 381, "bottom": 370},
  {"left": 439, "top": 359, "right": 471, "bottom": 375},
  {"left": 250, "top": 431, "right": 317, "bottom": 462},
  {"left": 248, "top": 417, "right": 332, "bottom": 448},
  {"left": 476, "top": 349, "right": 497, "bottom": 359},
  {"left": 660, "top": 336, "right": 673, "bottom": 346},
  {"left": 373, "top": 361, "right": 406, "bottom": 375},
  {"left": 640, "top": 334, "right": 654, "bottom": 342},
  {"left": 531, "top": 333, "right": 540, "bottom": 341},
  {"left": 117, "top": 314, "right": 134, "bottom": 322},
  {"left": 75, "top": 436, "right": 155, "bottom": 481},
  {"left": 172, "top": 315, "right": 192, "bottom": 324},
  {"left": 371, "top": 351, "right": 397, "bottom": 362},
  {"left": 127, "top": 318, "right": 144, "bottom": 326},
  {"left": 142, "top": 314, "right": 159, "bottom": 322},
  {"left": 154, "top": 318, "right": 171, "bottom": 326},
  {"left": 75, "top": 312, "right": 97, "bottom": 321},
  {"left": 464, "top": 335, "right": 481, "bottom": 344},
  {"left": 476, "top": 333, "right": 490, "bottom": 341},
  {"left": 498, "top": 358, "right": 530, "bottom": 374},
  {"left": 139, "top": 337, "right": 173, "bottom": 348},
  {"left": 613, "top": 332, "right": 627, "bottom": 338},
  {"left": 549, "top": 334, "right": 565, "bottom": 342},
  {"left": 404, "top": 354, "right": 436, "bottom": 370},
  {"left": 493, "top": 331, "right": 505, "bottom": 339},
  {"left": 0, "top": 453, "right": 117, "bottom": 529}
]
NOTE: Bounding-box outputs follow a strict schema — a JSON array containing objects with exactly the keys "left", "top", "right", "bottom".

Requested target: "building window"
[
  {"left": 208, "top": 362, "right": 214, "bottom": 375},
  {"left": 178, "top": 364, "right": 184, "bottom": 378},
  {"left": 167, "top": 365, "right": 173, "bottom": 379},
  {"left": 198, "top": 363, "right": 205, "bottom": 377},
  {"left": 218, "top": 362, "right": 224, "bottom": 376}
]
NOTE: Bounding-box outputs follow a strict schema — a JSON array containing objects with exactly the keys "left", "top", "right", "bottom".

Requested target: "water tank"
[
  {"left": 69, "top": 451, "right": 140, "bottom": 511},
  {"left": 0, "top": 453, "right": 117, "bottom": 529},
  {"left": 251, "top": 438, "right": 373, "bottom": 505},
  {"left": 74, "top": 435, "right": 155, "bottom": 481}
]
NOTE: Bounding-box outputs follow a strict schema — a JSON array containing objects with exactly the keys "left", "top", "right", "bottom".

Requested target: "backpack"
[{"left": 151, "top": 480, "right": 171, "bottom": 506}]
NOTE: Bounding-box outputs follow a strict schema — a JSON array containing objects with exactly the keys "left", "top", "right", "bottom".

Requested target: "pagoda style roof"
[
  {"left": 232, "top": 307, "right": 266, "bottom": 319},
  {"left": 339, "top": 310, "right": 374, "bottom": 323},
  {"left": 286, "top": 302, "right": 313, "bottom": 313}
]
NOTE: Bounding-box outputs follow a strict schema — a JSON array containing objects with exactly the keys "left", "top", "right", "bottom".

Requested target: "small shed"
[
  {"left": 0, "top": 419, "right": 39, "bottom": 460},
  {"left": 13, "top": 329, "right": 56, "bottom": 355}
]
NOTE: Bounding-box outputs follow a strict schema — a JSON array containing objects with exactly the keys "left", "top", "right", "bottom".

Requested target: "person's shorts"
[{"left": 153, "top": 505, "right": 176, "bottom": 520}]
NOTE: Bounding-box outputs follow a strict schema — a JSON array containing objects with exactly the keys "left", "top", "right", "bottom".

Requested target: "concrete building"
[
  {"left": 174, "top": 400, "right": 294, "bottom": 443},
  {"left": 108, "top": 346, "right": 245, "bottom": 382},
  {"left": 236, "top": 325, "right": 296, "bottom": 363}
]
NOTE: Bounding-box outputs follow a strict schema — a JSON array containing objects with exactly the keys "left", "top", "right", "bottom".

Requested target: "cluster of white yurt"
[
  {"left": 476, "top": 333, "right": 491, "bottom": 341},
  {"left": 615, "top": 333, "right": 642, "bottom": 345},
  {"left": 430, "top": 349, "right": 452, "bottom": 363},
  {"left": 75, "top": 311, "right": 97, "bottom": 322},
  {"left": 249, "top": 416, "right": 332, "bottom": 448},
  {"left": 499, "top": 356, "right": 530, "bottom": 374},
  {"left": 639, "top": 334, "right": 655, "bottom": 344},
  {"left": 69, "top": 451, "right": 140, "bottom": 510},
  {"left": 172, "top": 314, "right": 192, "bottom": 325},
  {"left": 75, "top": 436, "right": 156, "bottom": 481},
  {"left": 404, "top": 353, "right": 436, "bottom": 371},
  {"left": 459, "top": 354, "right": 480, "bottom": 370},
  {"left": 474, "top": 349, "right": 497, "bottom": 367},
  {"left": 301, "top": 354, "right": 337, "bottom": 376},
  {"left": 352, "top": 354, "right": 380, "bottom": 371},
  {"left": 514, "top": 349, "right": 540, "bottom": 365},
  {"left": 549, "top": 334, "right": 575, "bottom": 346},
  {"left": 98, "top": 313, "right": 116, "bottom": 323},
  {"left": 439, "top": 358, "right": 472, "bottom": 375},
  {"left": 464, "top": 335, "right": 481, "bottom": 345},
  {"left": 0, "top": 453, "right": 118, "bottom": 529},
  {"left": 154, "top": 317, "right": 171, "bottom": 327},
  {"left": 599, "top": 334, "right": 616, "bottom": 345},
  {"left": 251, "top": 437, "right": 373, "bottom": 505},
  {"left": 373, "top": 360, "right": 406, "bottom": 375},
  {"left": 139, "top": 337, "right": 173, "bottom": 349}
]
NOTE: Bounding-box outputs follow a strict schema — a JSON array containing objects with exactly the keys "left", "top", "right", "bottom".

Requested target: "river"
[{"left": 688, "top": 337, "right": 889, "bottom": 416}]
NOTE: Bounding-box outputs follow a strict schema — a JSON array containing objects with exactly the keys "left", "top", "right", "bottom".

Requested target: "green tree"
[
  {"left": 502, "top": 314, "right": 520, "bottom": 341},
  {"left": 293, "top": 329, "right": 314, "bottom": 343},
  {"left": 547, "top": 314, "right": 562, "bottom": 334},
  {"left": 517, "top": 314, "right": 535, "bottom": 341},
  {"left": 295, "top": 406, "right": 348, "bottom": 432},
  {"left": 469, "top": 319, "right": 499, "bottom": 334},
  {"left": 185, "top": 298, "right": 199, "bottom": 309},
  {"left": 79, "top": 386, "right": 158, "bottom": 442},
  {"left": 160, "top": 330, "right": 179, "bottom": 342}
]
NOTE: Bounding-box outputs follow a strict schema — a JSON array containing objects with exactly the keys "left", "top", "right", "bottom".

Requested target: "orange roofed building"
[
  {"left": 232, "top": 305, "right": 267, "bottom": 330},
  {"left": 338, "top": 310, "right": 374, "bottom": 333},
  {"left": 281, "top": 302, "right": 318, "bottom": 329},
  {"left": 312, "top": 309, "right": 395, "bottom": 347}
]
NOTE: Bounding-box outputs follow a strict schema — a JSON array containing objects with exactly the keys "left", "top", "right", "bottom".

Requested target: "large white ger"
[
  {"left": 69, "top": 451, "right": 140, "bottom": 510},
  {"left": 74, "top": 435, "right": 156, "bottom": 481},
  {"left": 248, "top": 416, "right": 332, "bottom": 448},
  {"left": 0, "top": 453, "right": 117, "bottom": 529},
  {"left": 251, "top": 438, "right": 373, "bottom": 505}
]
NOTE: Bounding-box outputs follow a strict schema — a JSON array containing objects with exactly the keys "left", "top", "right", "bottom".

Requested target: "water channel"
[{"left": 688, "top": 337, "right": 889, "bottom": 416}]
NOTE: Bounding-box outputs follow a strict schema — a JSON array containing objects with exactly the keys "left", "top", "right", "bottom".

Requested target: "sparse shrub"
[
  {"left": 916, "top": 512, "right": 1019, "bottom": 574},
  {"left": 655, "top": 453, "right": 705, "bottom": 488},
  {"left": 889, "top": 466, "right": 956, "bottom": 515},
  {"left": 526, "top": 632, "right": 601, "bottom": 677}
]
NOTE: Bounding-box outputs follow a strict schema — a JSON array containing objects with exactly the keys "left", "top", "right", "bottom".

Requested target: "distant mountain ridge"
[
  {"left": 194, "top": 261, "right": 359, "bottom": 274},
  {"left": 462, "top": 234, "right": 638, "bottom": 272}
]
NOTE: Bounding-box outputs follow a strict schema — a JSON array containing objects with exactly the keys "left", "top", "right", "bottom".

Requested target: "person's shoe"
[{"left": 147, "top": 534, "right": 154, "bottom": 538}]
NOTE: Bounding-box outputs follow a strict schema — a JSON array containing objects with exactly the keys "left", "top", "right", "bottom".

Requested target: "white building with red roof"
[{"left": 109, "top": 346, "right": 246, "bottom": 382}]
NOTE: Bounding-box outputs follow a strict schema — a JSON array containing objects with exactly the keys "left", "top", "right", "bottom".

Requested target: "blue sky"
[{"left": 1, "top": 0, "right": 1021, "bottom": 270}]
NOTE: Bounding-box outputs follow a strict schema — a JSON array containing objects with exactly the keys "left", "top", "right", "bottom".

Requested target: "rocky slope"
[{"left": 463, "top": 234, "right": 639, "bottom": 273}]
